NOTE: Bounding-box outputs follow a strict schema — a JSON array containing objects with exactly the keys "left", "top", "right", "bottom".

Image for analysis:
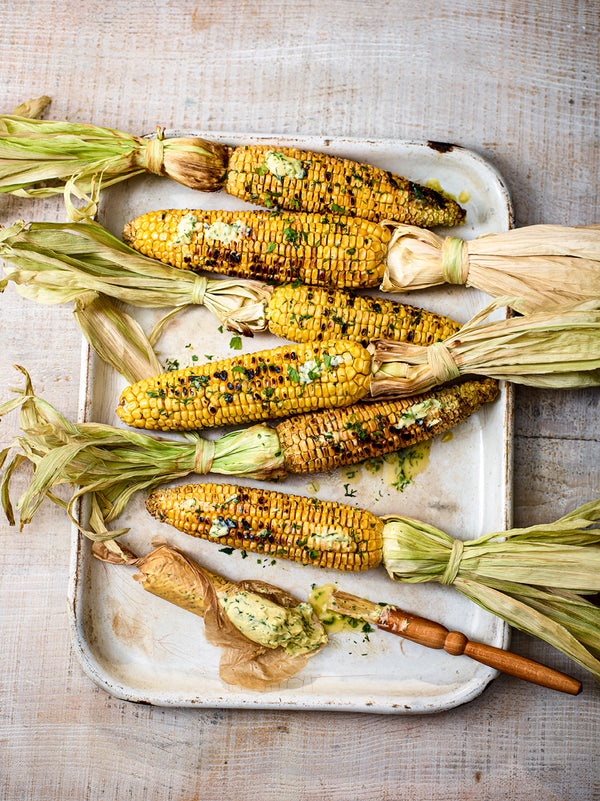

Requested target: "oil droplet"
[
  {"left": 458, "top": 190, "right": 471, "bottom": 204},
  {"left": 306, "top": 480, "right": 320, "bottom": 494},
  {"left": 441, "top": 431, "right": 454, "bottom": 443},
  {"left": 426, "top": 178, "right": 457, "bottom": 203}
]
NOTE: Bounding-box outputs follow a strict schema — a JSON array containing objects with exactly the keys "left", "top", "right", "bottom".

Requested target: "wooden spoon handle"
[{"left": 378, "top": 607, "right": 582, "bottom": 696}]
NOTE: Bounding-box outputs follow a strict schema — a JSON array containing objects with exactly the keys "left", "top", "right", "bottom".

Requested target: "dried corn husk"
[
  {"left": 0, "top": 109, "right": 227, "bottom": 220},
  {"left": 0, "top": 367, "right": 284, "bottom": 539},
  {"left": 93, "top": 542, "right": 326, "bottom": 689},
  {"left": 383, "top": 224, "right": 600, "bottom": 314},
  {"left": 0, "top": 220, "right": 272, "bottom": 338},
  {"left": 11, "top": 96, "right": 51, "bottom": 120},
  {"left": 382, "top": 502, "right": 600, "bottom": 680},
  {"left": 370, "top": 298, "right": 600, "bottom": 396}
]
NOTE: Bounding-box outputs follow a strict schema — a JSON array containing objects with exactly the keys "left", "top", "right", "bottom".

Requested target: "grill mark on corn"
[
  {"left": 274, "top": 378, "right": 499, "bottom": 474},
  {"left": 267, "top": 284, "right": 460, "bottom": 347},
  {"left": 146, "top": 482, "right": 383, "bottom": 571},
  {"left": 123, "top": 209, "right": 390, "bottom": 289},
  {"left": 116, "top": 340, "right": 372, "bottom": 431},
  {"left": 225, "top": 145, "right": 466, "bottom": 227}
]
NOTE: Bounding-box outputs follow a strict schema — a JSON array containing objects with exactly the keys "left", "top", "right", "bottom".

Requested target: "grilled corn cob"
[
  {"left": 275, "top": 378, "right": 498, "bottom": 474},
  {"left": 266, "top": 284, "right": 460, "bottom": 347},
  {"left": 116, "top": 340, "right": 372, "bottom": 432},
  {"left": 146, "top": 483, "right": 384, "bottom": 571},
  {"left": 0, "top": 110, "right": 465, "bottom": 227},
  {"left": 225, "top": 145, "right": 465, "bottom": 227},
  {"left": 2, "top": 369, "right": 497, "bottom": 538},
  {"left": 123, "top": 209, "right": 390, "bottom": 289}
]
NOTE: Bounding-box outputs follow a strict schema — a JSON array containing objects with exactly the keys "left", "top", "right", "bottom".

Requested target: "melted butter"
[
  {"left": 458, "top": 190, "right": 471, "bottom": 204},
  {"left": 362, "top": 441, "right": 432, "bottom": 490},
  {"left": 306, "top": 480, "right": 320, "bottom": 494},
  {"left": 425, "top": 178, "right": 457, "bottom": 203},
  {"left": 441, "top": 431, "right": 454, "bottom": 443},
  {"left": 309, "top": 584, "right": 368, "bottom": 634}
]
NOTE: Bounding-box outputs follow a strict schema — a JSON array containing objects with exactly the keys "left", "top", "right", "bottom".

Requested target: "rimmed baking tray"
[{"left": 68, "top": 134, "right": 513, "bottom": 713}]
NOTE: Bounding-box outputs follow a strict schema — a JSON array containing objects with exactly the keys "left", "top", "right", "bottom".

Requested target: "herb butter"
[
  {"left": 298, "top": 354, "right": 344, "bottom": 384},
  {"left": 392, "top": 398, "right": 442, "bottom": 431},
  {"left": 219, "top": 590, "right": 327, "bottom": 654},
  {"left": 264, "top": 150, "right": 306, "bottom": 180},
  {"left": 173, "top": 213, "right": 199, "bottom": 244},
  {"left": 204, "top": 219, "right": 249, "bottom": 244}
]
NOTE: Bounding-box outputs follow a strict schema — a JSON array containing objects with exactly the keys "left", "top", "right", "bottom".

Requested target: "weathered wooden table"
[{"left": 1, "top": 2, "right": 598, "bottom": 798}]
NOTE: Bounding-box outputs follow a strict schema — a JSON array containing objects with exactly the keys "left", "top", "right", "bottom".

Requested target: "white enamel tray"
[{"left": 68, "top": 134, "right": 513, "bottom": 714}]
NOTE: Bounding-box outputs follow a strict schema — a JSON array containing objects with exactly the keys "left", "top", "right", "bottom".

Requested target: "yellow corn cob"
[
  {"left": 275, "top": 378, "right": 499, "bottom": 474},
  {"left": 146, "top": 482, "right": 383, "bottom": 571},
  {"left": 116, "top": 340, "right": 372, "bottom": 431},
  {"left": 122, "top": 209, "right": 390, "bottom": 289},
  {"left": 225, "top": 145, "right": 466, "bottom": 227},
  {"left": 266, "top": 284, "right": 460, "bottom": 347}
]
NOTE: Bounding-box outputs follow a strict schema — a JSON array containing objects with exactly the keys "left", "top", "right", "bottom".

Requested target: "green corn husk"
[
  {"left": 382, "top": 504, "right": 600, "bottom": 680},
  {"left": 371, "top": 298, "right": 600, "bottom": 396},
  {"left": 0, "top": 111, "right": 228, "bottom": 220},
  {"left": 383, "top": 223, "right": 600, "bottom": 314},
  {"left": 0, "top": 219, "right": 272, "bottom": 340},
  {"left": 0, "top": 367, "right": 284, "bottom": 540}
]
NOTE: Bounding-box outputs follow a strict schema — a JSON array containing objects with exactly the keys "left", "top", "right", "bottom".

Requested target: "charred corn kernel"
[
  {"left": 275, "top": 378, "right": 499, "bottom": 474},
  {"left": 224, "top": 145, "right": 466, "bottom": 227},
  {"left": 146, "top": 482, "right": 383, "bottom": 571},
  {"left": 116, "top": 340, "right": 372, "bottom": 432},
  {"left": 267, "top": 284, "right": 460, "bottom": 347},
  {"left": 122, "top": 209, "right": 390, "bottom": 289}
]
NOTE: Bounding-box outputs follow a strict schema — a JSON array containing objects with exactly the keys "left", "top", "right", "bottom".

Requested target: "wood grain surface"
[{"left": 1, "top": 1, "right": 599, "bottom": 799}]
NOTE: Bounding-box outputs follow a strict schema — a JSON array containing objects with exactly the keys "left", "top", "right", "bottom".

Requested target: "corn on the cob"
[
  {"left": 266, "top": 284, "right": 460, "bottom": 347},
  {"left": 0, "top": 111, "right": 465, "bottom": 227},
  {"left": 116, "top": 340, "right": 372, "bottom": 431},
  {"left": 275, "top": 378, "right": 499, "bottom": 474},
  {"left": 146, "top": 483, "right": 383, "bottom": 571},
  {"left": 2, "top": 369, "right": 497, "bottom": 540},
  {"left": 225, "top": 145, "right": 465, "bottom": 227},
  {"left": 122, "top": 209, "right": 390, "bottom": 289}
]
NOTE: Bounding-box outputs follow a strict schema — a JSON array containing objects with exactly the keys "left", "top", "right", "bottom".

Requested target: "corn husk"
[
  {"left": 0, "top": 219, "right": 272, "bottom": 338},
  {"left": 94, "top": 542, "right": 326, "bottom": 689},
  {"left": 382, "top": 502, "right": 600, "bottom": 680},
  {"left": 370, "top": 298, "right": 600, "bottom": 396},
  {"left": 0, "top": 111, "right": 228, "bottom": 220},
  {"left": 11, "top": 96, "right": 51, "bottom": 120},
  {"left": 383, "top": 224, "right": 600, "bottom": 315},
  {"left": 0, "top": 367, "right": 285, "bottom": 539}
]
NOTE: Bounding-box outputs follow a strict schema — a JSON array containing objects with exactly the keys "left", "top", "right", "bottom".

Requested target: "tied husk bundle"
[
  {"left": 0, "top": 219, "right": 272, "bottom": 340},
  {"left": 0, "top": 367, "right": 284, "bottom": 540},
  {"left": 383, "top": 224, "right": 600, "bottom": 315},
  {"left": 370, "top": 298, "right": 600, "bottom": 396},
  {"left": 0, "top": 105, "right": 228, "bottom": 220},
  {"left": 0, "top": 219, "right": 272, "bottom": 384},
  {"left": 94, "top": 542, "right": 326, "bottom": 689},
  {"left": 382, "top": 502, "right": 600, "bottom": 681}
]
